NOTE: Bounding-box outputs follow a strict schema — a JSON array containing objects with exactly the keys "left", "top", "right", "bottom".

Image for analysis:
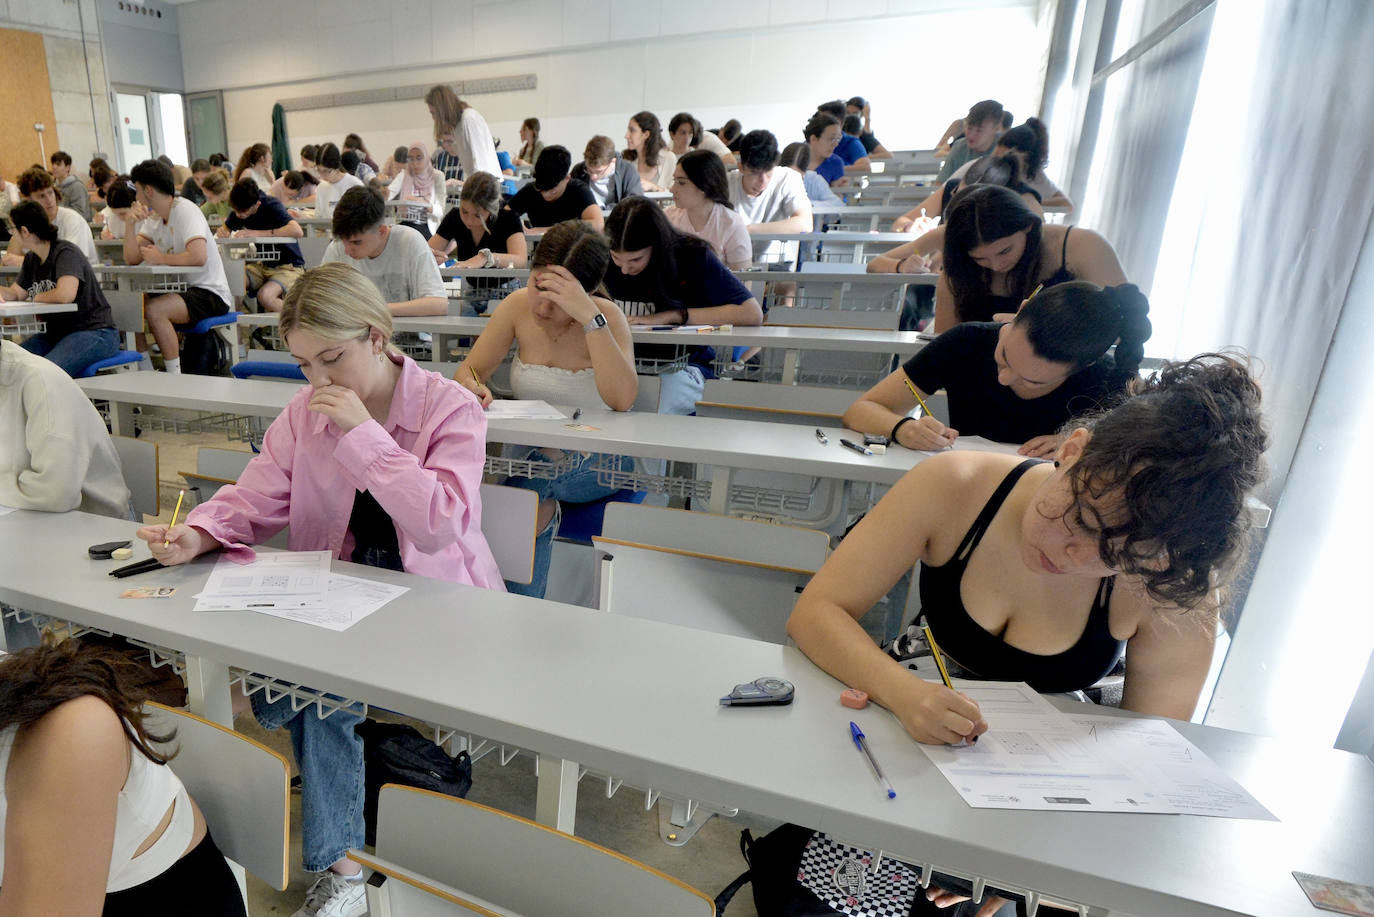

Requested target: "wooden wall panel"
[{"left": 0, "top": 28, "right": 59, "bottom": 182}]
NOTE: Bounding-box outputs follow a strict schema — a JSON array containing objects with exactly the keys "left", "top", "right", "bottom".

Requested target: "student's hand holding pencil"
[
  {"left": 886, "top": 676, "right": 987, "bottom": 746},
  {"left": 135, "top": 524, "right": 217, "bottom": 566}
]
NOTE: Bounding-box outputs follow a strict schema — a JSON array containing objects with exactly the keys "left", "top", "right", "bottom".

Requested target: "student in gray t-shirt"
[{"left": 321, "top": 186, "right": 447, "bottom": 316}]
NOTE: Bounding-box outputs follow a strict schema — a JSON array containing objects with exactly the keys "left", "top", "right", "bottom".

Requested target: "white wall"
[
  {"left": 0, "top": 0, "right": 116, "bottom": 168},
  {"left": 177, "top": 0, "right": 1046, "bottom": 169},
  {"left": 97, "top": 0, "right": 184, "bottom": 92}
]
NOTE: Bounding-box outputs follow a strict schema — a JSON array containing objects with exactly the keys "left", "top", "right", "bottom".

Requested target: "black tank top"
[
  {"left": 959, "top": 226, "right": 1078, "bottom": 324},
  {"left": 916, "top": 459, "right": 1124, "bottom": 694}
]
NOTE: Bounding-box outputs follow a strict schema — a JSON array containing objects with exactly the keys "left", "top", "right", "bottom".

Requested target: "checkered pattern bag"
[{"left": 714, "top": 824, "right": 1029, "bottom": 917}]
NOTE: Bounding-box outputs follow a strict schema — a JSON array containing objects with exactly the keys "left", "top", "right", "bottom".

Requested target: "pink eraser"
[{"left": 840, "top": 688, "right": 869, "bottom": 709}]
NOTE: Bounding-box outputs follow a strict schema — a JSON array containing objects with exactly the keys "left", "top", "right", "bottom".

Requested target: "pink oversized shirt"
[{"left": 186, "top": 354, "right": 504, "bottom": 590}]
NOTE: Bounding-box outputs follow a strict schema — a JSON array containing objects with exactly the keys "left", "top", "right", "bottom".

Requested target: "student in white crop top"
[
  {"left": 0, "top": 641, "right": 244, "bottom": 916},
  {"left": 456, "top": 220, "right": 637, "bottom": 599}
]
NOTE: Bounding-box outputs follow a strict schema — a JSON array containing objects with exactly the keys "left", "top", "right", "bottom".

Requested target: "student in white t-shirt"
[
  {"left": 2, "top": 167, "right": 97, "bottom": 267},
  {"left": 311, "top": 143, "right": 364, "bottom": 221},
  {"left": 728, "top": 129, "right": 813, "bottom": 266},
  {"left": 424, "top": 84, "right": 503, "bottom": 182},
  {"left": 321, "top": 186, "right": 447, "bottom": 316},
  {"left": 663, "top": 150, "right": 752, "bottom": 270},
  {"left": 123, "top": 159, "right": 233, "bottom": 375},
  {"left": 667, "top": 112, "right": 736, "bottom": 167}
]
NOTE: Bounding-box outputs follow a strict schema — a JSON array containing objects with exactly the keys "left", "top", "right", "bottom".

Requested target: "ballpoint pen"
[
  {"left": 815, "top": 428, "right": 829, "bottom": 445},
  {"left": 850, "top": 721, "right": 897, "bottom": 799},
  {"left": 840, "top": 438, "right": 872, "bottom": 456}
]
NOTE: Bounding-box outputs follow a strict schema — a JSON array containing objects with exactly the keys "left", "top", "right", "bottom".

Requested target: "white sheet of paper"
[
  {"left": 485, "top": 400, "right": 566, "bottom": 420},
  {"left": 193, "top": 550, "right": 331, "bottom": 611},
  {"left": 919, "top": 681, "right": 1177, "bottom": 814},
  {"left": 1068, "top": 714, "right": 1276, "bottom": 820},
  {"left": 246, "top": 573, "right": 409, "bottom": 632}
]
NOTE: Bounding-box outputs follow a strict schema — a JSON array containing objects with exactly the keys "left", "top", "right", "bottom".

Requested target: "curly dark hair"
[
  {"left": 1058, "top": 353, "right": 1268, "bottom": 609},
  {"left": 0, "top": 639, "right": 177, "bottom": 765}
]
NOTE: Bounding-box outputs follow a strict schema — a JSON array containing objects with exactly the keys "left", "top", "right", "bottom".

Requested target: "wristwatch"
[
  {"left": 583, "top": 313, "right": 608, "bottom": 334},
  {"left": 479, "top": 248, "right": 495, "bottom": 268}
]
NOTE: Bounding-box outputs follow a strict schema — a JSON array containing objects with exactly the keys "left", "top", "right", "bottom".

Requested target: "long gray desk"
[
  {"left": 237, "top": 311, "right": 927, "bottom": 384},
  {"left": 75, "top": 372, "right": 999, "bottom": 513},
  {"left": 0, "top": 509, "right": 1369, "bottom": 916}
]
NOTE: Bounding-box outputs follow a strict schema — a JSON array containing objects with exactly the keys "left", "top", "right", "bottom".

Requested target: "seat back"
[
  {"left": 477, "top": 483, "right": 538, "bottom": 584},
  {"left": 371, "top": 785, "right": 714, "bottom": 917},
  {"left": 593, "top": 503, "right": 829, "bottom": 642},
  {"left": 143, "top": 703, "right": 291, "bottom": 890},
  {"left": 112, "top": 435, "right": 158, "bottom": 518}
]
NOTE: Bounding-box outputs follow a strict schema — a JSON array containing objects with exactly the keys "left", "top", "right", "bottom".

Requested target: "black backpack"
[
  {"left": 180, "top": 328, "right": 232, "bottom": 376},
  {"left": 716, "top": 825, "right": 1028, "bottom": 917},
  {"left": 356, "top": 721, "right": 473, "bottom": 846}
]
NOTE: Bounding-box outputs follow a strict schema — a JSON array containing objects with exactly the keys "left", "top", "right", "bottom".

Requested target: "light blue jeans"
[
  {"left": 252, "top": 691, "right": 366, "bottom": 873},
  {"left": 22, "top": 327, "right": 120, "bottom": 377},
  {"left": 504, "top": 451, "right": 635, "bottom": 599}
]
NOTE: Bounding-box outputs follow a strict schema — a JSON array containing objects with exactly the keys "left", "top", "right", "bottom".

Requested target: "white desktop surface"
[
  {"left": 0, "top": 301, "right": 78, "bottom": 318},
  {"left": 0, "top": 509, "right": 1370, "bottom": 917},
  {"left": 75, "top": 372, "right": 997, "bottom": 487}
]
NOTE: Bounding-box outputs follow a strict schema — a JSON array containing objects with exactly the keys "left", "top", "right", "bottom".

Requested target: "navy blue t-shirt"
[
  {"left": 901, "top": 322, "right": 1118, "bottom": 444},
  {"left": 224, "top": 191, "right": 304, "bottom": 267}
]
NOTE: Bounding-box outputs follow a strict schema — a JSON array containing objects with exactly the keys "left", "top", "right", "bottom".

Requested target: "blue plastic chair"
[
  {"left": 175, "top": 312, "right": 239, "bottom": 336},
  {"left": 231, "top": 361, "right": 305, "bottom": 381},
  {"left": 79, "top": 350, "right": 144, "bottom": 378}
]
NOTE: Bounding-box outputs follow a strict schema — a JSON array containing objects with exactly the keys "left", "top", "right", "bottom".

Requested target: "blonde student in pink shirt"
[{"left": 136, "top": 261, "right": 502, "bottom": 917}]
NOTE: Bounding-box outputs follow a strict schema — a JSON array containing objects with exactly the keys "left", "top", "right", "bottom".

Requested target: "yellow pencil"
[
  {"left": 901, "top": 373, "right": 934, "bottom": 419},
  {"left": 468, "top": 365, "right": 482, "bottom": 386},
  {"left": 164, "top": 489, "right": 186, "bottom": 547},
  {"left": 1026, "top": 282, "right": 1044, "bottom": 303},
  {"left": 922, "top": 622, "right": 955, "bottom": 690}
]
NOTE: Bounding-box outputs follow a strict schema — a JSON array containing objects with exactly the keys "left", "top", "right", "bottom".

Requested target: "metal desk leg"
[
  {"left": 184, "top": 654, "right": 234, "bottom": 727},
  {"left": 707, "top": 466, "right": 732, "bottom": 514},
  {"left": 107, "top": 400, "right": 136, "bottom": 437},
  {"left": 781, "top": 349, "right": 800, "bottom": 386},
  {"left": 534, "top": 755, "right": 579, "bottom": 833}
]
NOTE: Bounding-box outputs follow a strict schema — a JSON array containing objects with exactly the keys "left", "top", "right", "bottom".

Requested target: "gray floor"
[{"left": 137, "top": 425, "right": 773, "bottom": 916}]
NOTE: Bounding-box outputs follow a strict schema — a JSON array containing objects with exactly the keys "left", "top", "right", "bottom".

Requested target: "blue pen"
[{"left": 850, "top": 722, "right": 897, "bottom": 799}]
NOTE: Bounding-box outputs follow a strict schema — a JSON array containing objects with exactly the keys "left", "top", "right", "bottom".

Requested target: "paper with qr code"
[
  {"left": 193, "top": 551, "right": 330, "bottom": 611},
  {"left": 1293, "top": 873, "right": 1374, "bottom": 916},
  {"left": 120, "top": 586, "right": 177, "bottom": 599}
]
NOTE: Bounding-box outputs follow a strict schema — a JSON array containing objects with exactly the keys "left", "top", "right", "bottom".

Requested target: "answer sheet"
[
  {"left": 919, "top": 681, "right": 1274, "bottom": 818},
  {"left": 245, "top": 573, "right": 409, "bottom": 632},
  {"left": 193, "top": 550, "right": 331, "bottom": 612},
  {"left": 484, "top": 400, "right": 567, "bottom": 420}
]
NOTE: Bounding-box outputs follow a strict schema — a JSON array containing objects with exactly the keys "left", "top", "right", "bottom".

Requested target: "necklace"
[{"left": 544, "top": 320, "right": 575, "bottom": 344}]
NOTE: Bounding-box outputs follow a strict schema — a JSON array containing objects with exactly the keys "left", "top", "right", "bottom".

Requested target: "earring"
[{"left": 1053, "top": 461, "right": 1061, "bottom": 468}]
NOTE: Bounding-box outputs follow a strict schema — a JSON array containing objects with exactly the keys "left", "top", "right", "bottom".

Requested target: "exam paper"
[
  {"left": 485, "top": 400, "right": 566, "bottom": 420},
  {"left": 1069, "top": 714, "right": 1276, "bottom": 820},
  {"left": 920, "top": 681, "right": 1176, "bottom": 814},
  {"left": 247, "top": 573, "right": 409, "bottom": 632},
  {"left": 193, "top": 550, "right": 331, "bottom": 612}
]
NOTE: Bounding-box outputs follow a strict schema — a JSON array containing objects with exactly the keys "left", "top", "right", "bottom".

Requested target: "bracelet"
[
  {"left": 890, "top": 416, "right": 917, "bottom": 443},
  {"left": 679, "top": 308, "right": 689, "bottom": 326}
]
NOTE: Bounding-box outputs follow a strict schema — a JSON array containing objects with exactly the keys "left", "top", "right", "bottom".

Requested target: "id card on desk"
[{"left": 1294, "top": 873, "right": 1374, "bottom": 916}]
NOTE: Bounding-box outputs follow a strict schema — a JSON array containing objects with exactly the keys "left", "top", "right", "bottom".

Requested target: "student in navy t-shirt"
[
  {"left": 603, "top": 196, "right": 762, "bottom": 414},
  {"left": 217, "top": 179, "right": 305, "bottom": 312}
]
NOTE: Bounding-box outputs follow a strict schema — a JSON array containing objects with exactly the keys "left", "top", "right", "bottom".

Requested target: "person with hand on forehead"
[
  {"left": 134, "top": 262, "right": 502, "bottom": 917},
  {"left": 455, "top": 220, "right": 636, "bottom": 599}
]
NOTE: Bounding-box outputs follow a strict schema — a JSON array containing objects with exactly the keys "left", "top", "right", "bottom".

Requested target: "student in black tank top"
[{"left": 791, "top": 353, "right": 1268, "bottom": 745}]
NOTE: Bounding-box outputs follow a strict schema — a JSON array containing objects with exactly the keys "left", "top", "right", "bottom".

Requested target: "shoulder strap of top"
[
  {"left": 1060, "top": 224, "right": 1072, "bottom": 269},
  {"left": 953, "top": 459, "right": 1045, "bottom": 562}
]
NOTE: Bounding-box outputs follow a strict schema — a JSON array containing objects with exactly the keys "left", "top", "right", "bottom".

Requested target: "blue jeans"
[
  {"left": 22, "top": 327, "right": 120, "bottom": 377},
  {"left": 504, "top": 451, "right": 634, "bottom": 598},
  {"left": 252, "top": 691, "right": 366, "bottom": 872}
]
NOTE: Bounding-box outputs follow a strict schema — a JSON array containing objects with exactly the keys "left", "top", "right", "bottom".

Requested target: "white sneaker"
[{"left": 291, "top": 872, "right": 368, "bottom": 917}]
